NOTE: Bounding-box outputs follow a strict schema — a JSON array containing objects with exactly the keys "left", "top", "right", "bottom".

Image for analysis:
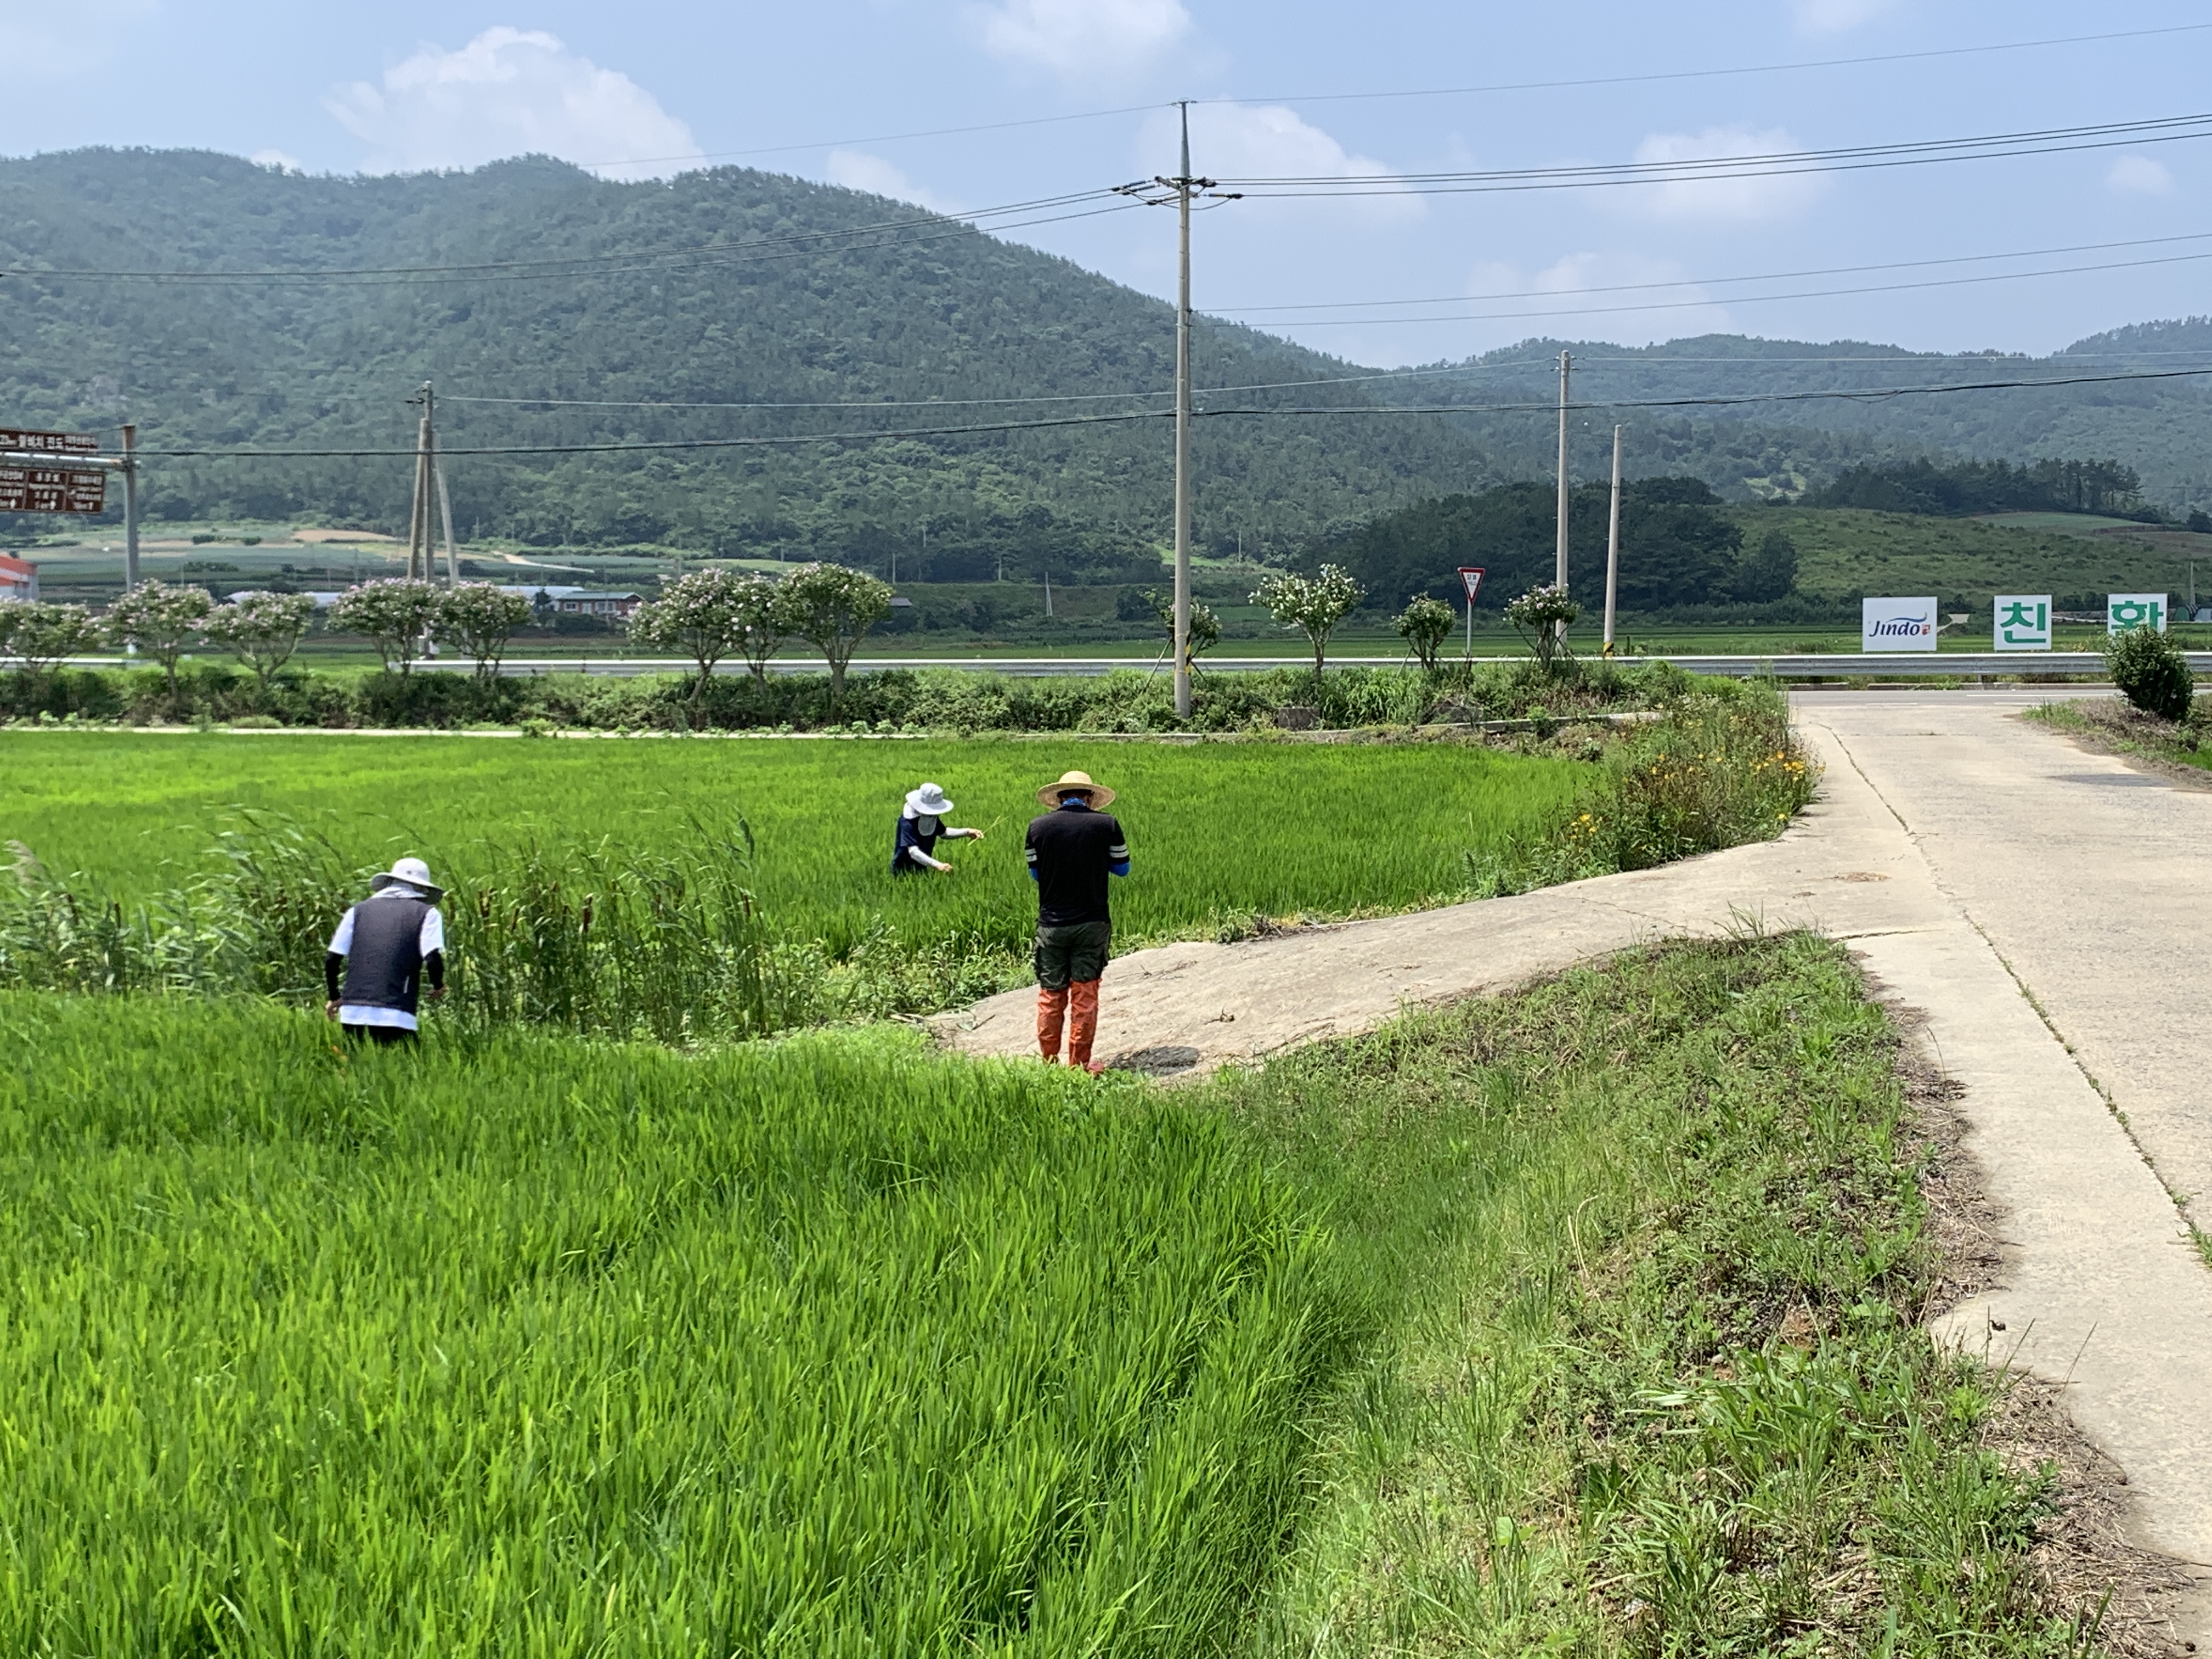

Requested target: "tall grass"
[{"left": 0, "top": 997, "right": 1351, "bottom": 1655}]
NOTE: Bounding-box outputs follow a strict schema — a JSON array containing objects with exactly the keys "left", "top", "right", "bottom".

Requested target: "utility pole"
[
  {"left": 120, "top": 421, "right": 140, "bottom": 592},
  {"left": 1116, "top": 106, "right": 1238, "bottom": 719},
  {"left": 1554, "top": 351, "right": 1571, "bottom": 594},
  {"left": 433, "top": 450, "right": 459, "bottom": 586},
  {"left": 406, "top": 382, "right": 434, "bottom": 582},
  {"left": 1604, "top": 425, "right": 1624, "bottom": 656}
]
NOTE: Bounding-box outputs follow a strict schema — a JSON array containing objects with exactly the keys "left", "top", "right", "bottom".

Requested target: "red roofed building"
[{"left": 0, "top": 553, "right": 36, "bottom": 603}]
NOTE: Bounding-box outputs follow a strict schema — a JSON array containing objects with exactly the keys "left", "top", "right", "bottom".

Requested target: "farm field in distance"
[{"left": 0, "top": 731, "right": 1587, "bottom": 950}]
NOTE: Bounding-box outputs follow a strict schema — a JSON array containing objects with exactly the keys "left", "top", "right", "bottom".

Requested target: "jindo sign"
[
  {"left": 1861, "top": 597, "right": 1938, "bottom": 652},
  {"left": 1992, "top": 595, "right": 2052, "bottom": 651}
]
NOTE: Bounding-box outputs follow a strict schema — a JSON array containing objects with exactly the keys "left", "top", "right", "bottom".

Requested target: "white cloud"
[
  {"left": 823, "top": 150, "right": 961, "bottom": 213},
  {"left": 1620, "top": 125, "right": 1825, "bottom": 223},
  {"left": 0, "top": 0, "right": 155, "bottom": 81},
  {"left": 2107, "top": 155, "right": 2174, "bottom": 196},
  {"left": 975, "top": 0, "right": 1190, "bottom": 75},
  {"left": 326, "top": 27, "right": 702, "bottom": 180},
  {"left": 1465, "top": 252, "right": 1734, "bottom": 344},
  {"left": 1793, "top": 0, "right": 1903, "bottom": 34},
  {"left": 251, "top": 149, "right": 305, "bottom": 174},
  {"left": 1139, "top": 102, "right": 1422, "bottom": 221}
]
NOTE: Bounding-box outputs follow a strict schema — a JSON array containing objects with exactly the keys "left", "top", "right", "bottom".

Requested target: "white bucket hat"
[
  {"left": 369, "top": 855, "right": 445, "bottom": 900},
  {"left": 904, "top": 782, "right": 954, "bottom": 819}
]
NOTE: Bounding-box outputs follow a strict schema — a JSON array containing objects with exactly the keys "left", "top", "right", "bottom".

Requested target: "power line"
[
  {"left": 561, "top": 21, "right": 2212, "bottom": 172},
  {"left": 1212, "top": 230, "right": 2212, "bottom": 315},
  {"left": 1215, "top": 110, "right": 2212, "bottom": 195},
  {"left": 0, "top": 190, "right": 1128, "bottom": 284}
]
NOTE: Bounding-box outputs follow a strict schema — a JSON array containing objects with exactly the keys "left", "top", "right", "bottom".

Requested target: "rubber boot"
[
  {"left": 1036, "top": 986, "right": 1070, "bottom": 1062},
  {"left": 1068, "top": 978, "right": 1103, "bottom": 1074}
]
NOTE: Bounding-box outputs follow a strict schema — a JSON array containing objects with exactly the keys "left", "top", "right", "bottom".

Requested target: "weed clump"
[{"left": 2104, "top": 625, "right": 2193, "bottom": 721}]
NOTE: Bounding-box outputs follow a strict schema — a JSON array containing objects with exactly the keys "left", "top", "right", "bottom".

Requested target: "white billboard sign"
[
  {"left": 2107, "top": 593, "right": 2168, "bottom": 634},
  {"left": 1992, "top": 595, "right": 2052, "bottom": 651},
  {"left": 1861, "top": 597, "right": 1938, "bottom": 652}
]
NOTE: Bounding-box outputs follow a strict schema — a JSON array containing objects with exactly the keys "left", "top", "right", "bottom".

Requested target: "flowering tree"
[
  {"left": 730, "top": 571, "right": 791, "bottom": 680},
  {"left": 628, "top": 567, "right": 756, "bottom": 715},
  {"left": 780, "top": 562, "right": 893, "bottom": 702},
  {"left": 203, "top": 590, "right": 318, "bottom": 689},
  {"left": 433, "top": 584, "right": 533, "bottom": 679},
  {"left": 1252, "top": 564, "right": 1364, "bottom": 678},
  {"left": 1504, "top": 583, "right": 1581, "bottom": 675},
  {"left": 104, "top": 579, "right": 213, "bottom": 699},
  {"left": 331, "top": 579, "right": 442, "bottom": 675},
  {"left": 0, "top": 601, "right": 98, "bottom": 691},
  {"left": 1394, "top": 595, "right": 1458, "bottom": 674},
  {"left": 1146, "top": 590, "right": 1222, "bottom": 672}
]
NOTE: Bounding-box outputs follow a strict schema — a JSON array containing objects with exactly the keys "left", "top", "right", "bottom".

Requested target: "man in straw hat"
[
  {"left": 1024, "top": 770, "right": 1129, "bottom": 1073},
  {"left": 324, "top": 855, "right": 448, "bottom": 1046},
  {"left": 890, "top": 781, "right": 985, "bottom": 876}
]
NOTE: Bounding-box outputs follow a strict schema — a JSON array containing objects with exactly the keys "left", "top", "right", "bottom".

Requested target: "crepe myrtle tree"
[
  {"left": 433, "top": 583, "right": 533, "bottom": 680},
  {"left": 1252, "top": 564, "right": 1364, "bottom": 679},
  {"left": 780, "top": 561, "right": 893, "bottom": 703},
  {"left": 202, "top": 590, "right": 318, "bottom": 690},
  {"left": 0, "top": 601, "right": 98, "bottom": 693},
  {"left": 731, "top": 571, "right": 791, "bottom": 681},
  {"left": 1504, "top": 582, "right": 1581, "bottom": 677},
  {"left": 1146, "top": 589, "right": 1222, "bottom": 672},
  {"left": 1394, "top": 595, "right": 1457, "bottom": 674},
  {"left": 331, "top": 579, "right": 442, "bottom": 676},
  {"left": 105, "top": 579, "right": 213, "bottom": 701},
  {"left": 628, "top": 567, "right": 757, "bottom": 717}
]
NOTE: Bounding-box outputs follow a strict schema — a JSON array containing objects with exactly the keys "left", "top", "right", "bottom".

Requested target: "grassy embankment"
[
  {"left": 0, "top": 936, "right": 2114, "bottom": 1653},
  {"left": 0, "top": 690, "right": 1815, "bottom": 1029},
  {"left": 2025, "top": 693, "right": 2212, "bottom": 775}
]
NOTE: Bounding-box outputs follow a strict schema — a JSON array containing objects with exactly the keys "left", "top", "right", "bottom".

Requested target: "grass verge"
[
  {"left": 2024, "top": 695, "right": 2212, "bottom": 779},
  {"left": 1217, "top": 933, "right": 2124, "bottom": 1657}
]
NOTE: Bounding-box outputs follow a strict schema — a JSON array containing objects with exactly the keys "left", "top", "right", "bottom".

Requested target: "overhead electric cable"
[
  {"left": 1212, "top": 229, "right": 2212, "bottom": 314},
  {"left": 1214, "top": 110, "right": 2212, "bottom": 195}
]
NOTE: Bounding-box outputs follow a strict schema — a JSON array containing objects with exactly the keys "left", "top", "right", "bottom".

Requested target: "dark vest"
[{"left": 340, "top": 896, "right": 433, "bottom": 1013}]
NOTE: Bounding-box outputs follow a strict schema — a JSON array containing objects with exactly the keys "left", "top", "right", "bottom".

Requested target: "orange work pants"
[{"left": 1036, "top": 979, "right": 1103, "bottom": 1069}]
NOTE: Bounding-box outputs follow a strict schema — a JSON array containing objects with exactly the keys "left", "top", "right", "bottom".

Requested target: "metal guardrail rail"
[{"left": 12, "top": 651, "right": 2205, "bottom": 680}]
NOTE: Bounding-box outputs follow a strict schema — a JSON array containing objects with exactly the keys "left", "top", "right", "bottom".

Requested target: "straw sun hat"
[{"left": 1037, "top": 770, "right": 1115, "bottom": 808}]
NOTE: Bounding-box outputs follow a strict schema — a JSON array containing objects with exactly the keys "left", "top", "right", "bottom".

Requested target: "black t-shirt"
[{"left": 1025, "top": 803, "right": 1128, "bottom": 926}]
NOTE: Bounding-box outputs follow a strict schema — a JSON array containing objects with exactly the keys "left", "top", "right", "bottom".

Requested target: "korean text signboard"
[
  {"left": 1993, "top": 595, "right": 2052, "bottom": 651},
  {"left": 2107, "top": 593, "right": 2168, "bottom": 635},
  {"left": 0, "top": 428, "right": 98, "bottom": 456},
  {"left": 0, "top": 465, "right": 105, "bottom": 515},
  {"left": 1861, "top": 597, "right": 1938, "bottom": 652}
]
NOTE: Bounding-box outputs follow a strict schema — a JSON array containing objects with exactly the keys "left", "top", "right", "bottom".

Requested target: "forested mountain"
[
  {"left": 1385, "top": 326, "right": 2212, "bottom": 515},
  {"left": 0, "top": 148, "right": 1497, "bottom": 577},
  {"left": 3, "top": 148, "right": 2207, "bottom": 575}
]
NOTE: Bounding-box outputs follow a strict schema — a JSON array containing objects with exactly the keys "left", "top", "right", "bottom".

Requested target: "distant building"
[
  {"left": 500, "top": 585, "right": 643, "bottom": 619},
  {"left": 0, "top": 552, "right": 37, "bottom": 602}
]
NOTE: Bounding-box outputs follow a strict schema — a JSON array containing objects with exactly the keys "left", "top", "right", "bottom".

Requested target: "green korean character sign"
[
  {"left": 1992, "top": 595, "right": 2051, "bottom": 651},
  {"left": 2107, "top": 594, "right": 2168, "bottom": 635}
]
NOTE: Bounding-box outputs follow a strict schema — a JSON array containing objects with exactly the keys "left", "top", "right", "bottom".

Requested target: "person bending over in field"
[
  {"left": 1025, "top": 770, "right": 1128, "bottom": 1074},
  {"left": 890, "top": 781, "right": 985, "bottom": 876},
  {"left": 324, "top": 856, "right": 448, "bottom": 1046}
]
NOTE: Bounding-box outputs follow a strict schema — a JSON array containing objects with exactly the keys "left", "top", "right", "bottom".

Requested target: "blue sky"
[{"left": 4, "top": 1, "right": 2208, "bottom": 365}]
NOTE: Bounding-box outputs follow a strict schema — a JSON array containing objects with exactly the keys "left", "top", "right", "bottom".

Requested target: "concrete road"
[{"left": 933, "top": 689, "right": 2212, "bottom": 1623}]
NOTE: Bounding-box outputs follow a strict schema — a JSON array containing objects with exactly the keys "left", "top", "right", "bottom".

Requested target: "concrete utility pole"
[
  {"left": 1172, "top": 101, "right": 1196, "bottom": 719},
  {"left": 1604, "top": 424, "right": 1624, "bottom": 656},
  {"left": 1554, "top": 351, "right": 1571, "bottom": 594},
  {"left": 120, "top": 421, "right": 140, "bottom": 592},
  {"left": 433, "top": 450, "right": 460, "bottom": 586},
  {"left": 406, "top": 382, "right": 434, "bottom": 581},
  {"left": 1115, "top": 108, "right": 1238, "bottom": 714}
]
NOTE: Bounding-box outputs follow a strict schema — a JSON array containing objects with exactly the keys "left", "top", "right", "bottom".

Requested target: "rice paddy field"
[{"left": 0, "top": 730, "right": 1588, "bottom": 952}]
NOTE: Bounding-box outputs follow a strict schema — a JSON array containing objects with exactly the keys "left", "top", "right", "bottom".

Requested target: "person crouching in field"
[
  {"left": 1025, "top": 770, "right": 1128, "bottom": 1073},
  {"left": 324, "top": 856, "right": 448, "bottom": 1045},
  {"left": 891, "top": 781, "right": 985, "bottom": 876}
]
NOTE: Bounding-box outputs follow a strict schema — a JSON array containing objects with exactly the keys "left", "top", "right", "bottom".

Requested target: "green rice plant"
[{"left": 0, "top": 997, "right": 1354, "bottom": 1656}]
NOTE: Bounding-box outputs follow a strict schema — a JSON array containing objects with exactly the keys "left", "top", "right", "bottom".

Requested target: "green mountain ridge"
[{"left": 2, "top": 148, "right": 2206, "bottom": 572}]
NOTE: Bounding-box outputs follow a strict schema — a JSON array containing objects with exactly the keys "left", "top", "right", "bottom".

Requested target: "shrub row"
[{"left": 1, "top": 656, "right": 1707, "bottom": 734}]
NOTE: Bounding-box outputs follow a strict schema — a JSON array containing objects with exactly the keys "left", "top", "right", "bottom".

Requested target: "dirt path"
[{"left": 933, "top": 688, "right": 2212, "bottom": 1634}]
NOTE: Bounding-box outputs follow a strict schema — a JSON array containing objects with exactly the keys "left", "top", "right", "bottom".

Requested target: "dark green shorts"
[{"left": 1034, "top": 919, "right": 1111, "bottom": 990}]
